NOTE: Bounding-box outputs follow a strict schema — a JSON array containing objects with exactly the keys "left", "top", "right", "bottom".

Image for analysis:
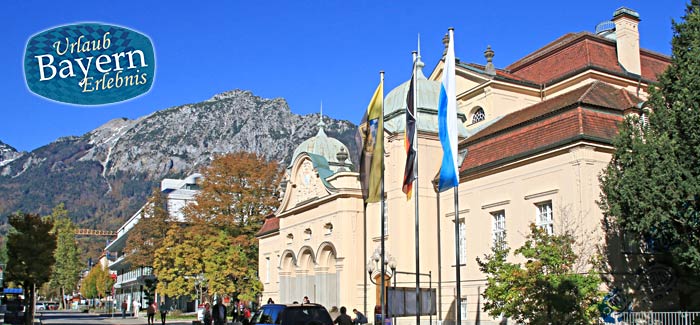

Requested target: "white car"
[{"left": 35, "top": 303, "right": 46, "bottom": 311}]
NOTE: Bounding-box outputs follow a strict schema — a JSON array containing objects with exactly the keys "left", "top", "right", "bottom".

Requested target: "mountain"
[
  {"left": 0, "top": 89, "right": 359, "bottom": 232},
  {"left": 0, "top": 140, "right": 23, "bottom": 168}
]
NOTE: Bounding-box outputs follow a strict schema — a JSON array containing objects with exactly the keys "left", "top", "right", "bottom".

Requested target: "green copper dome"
[
  {"left": 384, "top": 57, "right": 469, "bottom": 137},
  {"left": 290, "top": 115, "right": 353, "bottom": 173}
]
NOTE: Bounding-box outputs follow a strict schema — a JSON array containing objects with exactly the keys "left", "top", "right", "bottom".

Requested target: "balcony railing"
[{"left": 116, "top": 267, "right": 153, "bottom": 286}]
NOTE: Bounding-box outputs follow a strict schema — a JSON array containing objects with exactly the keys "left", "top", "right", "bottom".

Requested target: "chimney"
[{"left": 612, "top": 7, "right": 641, "bottom": 75}]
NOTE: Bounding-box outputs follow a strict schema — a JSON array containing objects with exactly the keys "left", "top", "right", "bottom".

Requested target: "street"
[{"left": 38, "top": 310, "right": 195, "bottom": 325}]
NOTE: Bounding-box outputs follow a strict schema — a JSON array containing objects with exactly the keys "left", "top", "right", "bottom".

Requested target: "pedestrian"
[
  {"left": 121, "top": 299, "right": 128, "bottom": 319},
  {"left": 146, "top": 301, "right": 156, "bottom": 325},
  {"left": 329, "top": 306, "right": 340, "bottom": 320},
  {"left": 159, "top": 301, "right": 168, "bottom": 325},
  {"left": 231, "top": 303, "right": 239, "bottom": 322},
  {"left": 351, "top": 308, "right": 368, "bottom": 325},
  {"left": 244, "top": 307, "right": 251, "bottom": 320},
  {"left": 333, "top": 306, "right": 352, "bottom": 325},
  {"left": 266, "top": 298, "right": 274, "bottom": 304},
  {"left": 133, "top": 299, "right": 141, "bottom": 318},
  {"left": 302, "top": 296, "right": 310, "bottom": 304},
  {"left": 212, "top": 299, "right": 227, "bottom": 325},
  {"left": 203, "top": 302, "right": 212, "bottom": 325}
]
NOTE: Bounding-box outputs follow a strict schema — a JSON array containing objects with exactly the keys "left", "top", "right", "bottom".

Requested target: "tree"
[
  {"left": 5, "top": 213, "right": 56, "bottom": 325},
  {"left": 80, "top": 263, "right": 114, "bottom": 301},
  {"left": 185, "top": 152, "right": 282, "bottom": 237},
  {"left": 598, "top": 1, "right": 700, "bottom": 303},
  {"left": 47, "top": 204, "right": 82, "bottom": 310},
  {"left": 182, "top": 152, "right": 282, "bottom": 299},
  {"left": 153, "top": 222, "right": 205, "bottom": 300},
  {"left": 477, "top": 224, "right": 601, "bottom": 324},
  {"left": 202, "top": 230, "right": 263, "bottom": 301},
  {"left": 124, "top": 188, "right": 171, "bottom": 268}
]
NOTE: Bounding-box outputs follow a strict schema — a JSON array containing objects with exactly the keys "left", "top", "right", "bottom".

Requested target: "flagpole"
[
  {"left": 412, "top": 49, "right": 421, "bottom": 325},
  {"left": 363, "top": 202, "right": 368, "bottom": 316},
  {"left": 436, "top": 189, "right": 442, "bottom": 321},
  {"left": 443, "top": 27, "right": 463, "bottom": 325},
  {"left": 379, "top": 70, "right": 386, "bottom": 325},
  {"left": 453, "top": 185, "right": 461, "bottom": 325}
]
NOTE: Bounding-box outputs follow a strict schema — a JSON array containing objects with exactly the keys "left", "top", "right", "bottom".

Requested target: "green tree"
[
  {"left": 80, "top": 267, "right": 98, "bottom": 299},
  {"left": 153, "top": 222, "right": 205, "bottom": 300},
  {"left": 80, "top": 263, "right": 114, "bottom": 301},
  {"left": 477, "top": 224, "right": 601, "bottom": 324},
  {"left": 124, "top": 188, "right": 171, "bottom": 268},
  {"left": 202, "top": 230, "right": 262, "bottom": 301},
  {"left": 598, "top": 1, "right": 700, "bottom": 301},
  {"left": 47, "top": 204, "right": 82, "bottom": 310},
  {"left": 6, "top": 213, "right": 57, "bottom": 325}
]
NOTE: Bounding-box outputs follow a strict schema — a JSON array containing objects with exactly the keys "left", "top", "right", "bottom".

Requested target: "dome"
[
  {"left": 290, "top": 116, "right": 353, "bottom": 173},
  {"left": 383, "top": 58, "right": 469, "bottom": 137}
]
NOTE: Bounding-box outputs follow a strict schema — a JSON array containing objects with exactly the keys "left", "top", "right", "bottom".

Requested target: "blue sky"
[{"left": 0, "top": 1, "right": 686, "bottom": 152}]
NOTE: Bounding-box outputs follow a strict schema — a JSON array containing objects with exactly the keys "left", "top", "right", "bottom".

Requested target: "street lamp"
[{"left": 388, "top": 257, "right": 396, "bottom": 325}]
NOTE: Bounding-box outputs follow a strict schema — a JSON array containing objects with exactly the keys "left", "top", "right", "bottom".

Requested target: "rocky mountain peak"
[
  {"left": 0, "top": 89, "right": 358, "bottom": 232},
  {"left": 206, "top": 89, "right": 255, "bottom": 102},
  {"left": 0, "top": 140, "right": 23, "bottom": 168}
]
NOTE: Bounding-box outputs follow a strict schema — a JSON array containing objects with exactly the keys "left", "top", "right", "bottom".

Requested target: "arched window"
[{"left": 471, "top": 107, "right": 485, "bottom": 124}]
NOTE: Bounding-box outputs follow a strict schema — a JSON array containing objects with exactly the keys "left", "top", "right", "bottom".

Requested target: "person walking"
[
  {"left": 133, "top": 299, "right": 141, "bottom": 318},
  {"left": 333, "top": 306, "right": 352, "bottom": 325},
  {"left": 202, "top": 302, "right": 212, "bottom": 325},
  {"left": 212, "top": 299, "right": 227, "bottom": 325},
  {"left": 351, "top": 309, "right": 368, "bottom": 325},
  {"left": 302, "top": 296, "right": 310, "bottom": 304},
  {"left": 121, "top": 299, "right": 128, "bottom": 319},
  {"left": 146, "top": 302, "right": 156, "bottom": 325},
  {"left": 159, "top": 301, "right": 168, "bottom": 325}
]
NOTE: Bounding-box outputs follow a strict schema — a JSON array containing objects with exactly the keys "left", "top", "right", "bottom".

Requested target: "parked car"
[
  {"left": 47, "top": 302, "right": 59, "bottom": 310},
  {"left": 35, "top": 303, "right": 46, "bottom": 311},
  {"left": 250, "top": 303, "right": 333, "bottom": 325}
]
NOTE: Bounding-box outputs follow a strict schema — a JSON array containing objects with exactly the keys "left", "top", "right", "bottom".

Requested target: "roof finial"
[
  {"left": 317, "top": 101, "right": 326, "bottom": 133},
  {"left": 484, "top": 45, "right": 496, "bottom": 77}
]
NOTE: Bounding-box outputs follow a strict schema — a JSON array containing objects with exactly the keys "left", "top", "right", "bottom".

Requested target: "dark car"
[{"left": 250, "top": 303, "right": 333, "bottom": 325}]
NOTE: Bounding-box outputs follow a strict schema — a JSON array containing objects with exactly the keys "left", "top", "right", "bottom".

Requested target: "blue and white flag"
[{"left": 438, "top": 29, "right": 459, "bottom": 192}]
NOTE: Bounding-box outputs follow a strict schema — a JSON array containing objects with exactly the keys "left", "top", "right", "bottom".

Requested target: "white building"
[{"left": 105, "top": 173, "right": 201, "bottom": 311}]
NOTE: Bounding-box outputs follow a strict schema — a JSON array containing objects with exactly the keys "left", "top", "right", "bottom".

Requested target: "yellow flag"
[{"left": 355, "top": 80, "right": 384, "bottom": 203}]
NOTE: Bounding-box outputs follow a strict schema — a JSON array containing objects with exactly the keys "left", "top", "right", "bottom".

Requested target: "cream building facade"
[{"left": 258, "top": 7, "right": 671, "bottom": 324}]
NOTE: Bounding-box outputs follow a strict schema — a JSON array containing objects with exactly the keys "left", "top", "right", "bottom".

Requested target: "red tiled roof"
[
  {"left": 459, "top": 82, "right": 639, "bottom": 174},
  {"left": 256, "top": 216, "right": 279, "bottom": 237},
  {"left": 505, "top": 32, "right": 669, "bottom": 84}
]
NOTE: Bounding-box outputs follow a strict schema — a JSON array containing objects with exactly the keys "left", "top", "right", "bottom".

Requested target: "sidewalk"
[{"left": 92, "top": 314, "right": 196, "bottom": 325}]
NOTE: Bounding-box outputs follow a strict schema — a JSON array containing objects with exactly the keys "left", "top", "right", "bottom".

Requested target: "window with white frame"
[
  {"left": 492, "top": 210, "right": 506, "bottom": 248},
  {"left": 536, "top": 201, "right": 553, "bottom": 235},
  {"left": 460, "top": 297, "right": 468, "bottom": 320},
  {"left": 459, "top": 219, "right": 467, "bottom": 263},
  {"left": 471, "top": 107, "right": 485, "bottom": 124}
]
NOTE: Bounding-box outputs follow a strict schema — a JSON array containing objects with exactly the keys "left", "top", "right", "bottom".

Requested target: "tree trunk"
[
  {"left": 26, "top": 283, "right": 34, "bottom": 325},
  {"left": 60, "top": 287, "right": 65, "bottom": 310}
]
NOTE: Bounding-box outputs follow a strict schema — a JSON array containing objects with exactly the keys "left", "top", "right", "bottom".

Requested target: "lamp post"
[
  {"left": 367, "top": 251, "right": 395, "bottom": 324},
  {"left": 388, "top": 257, "right": 396, "bottom": 325}
]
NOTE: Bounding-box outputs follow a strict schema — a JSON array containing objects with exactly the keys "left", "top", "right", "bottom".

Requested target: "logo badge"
[{"left": 24, "top": 23, "right": 155, "bottom": 105}]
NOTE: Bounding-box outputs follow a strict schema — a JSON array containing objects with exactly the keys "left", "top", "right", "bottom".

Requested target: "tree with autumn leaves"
[
  {"left": 154, "top": 152, "right": 282, "bottom": 302},
  {"left": 80, "top": 263, "right": 115, "bottom": 301}
]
